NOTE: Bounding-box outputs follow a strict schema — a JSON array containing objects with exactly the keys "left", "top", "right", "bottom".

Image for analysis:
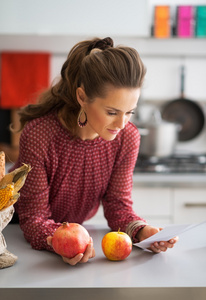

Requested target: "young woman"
[{"left": 12, "top": 37, "right": 178, "bottom": 265}]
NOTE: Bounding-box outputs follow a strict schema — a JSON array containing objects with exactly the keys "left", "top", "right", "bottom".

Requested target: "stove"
[{"left": 135, "top": 154, "right": 206, "bottom": 173}]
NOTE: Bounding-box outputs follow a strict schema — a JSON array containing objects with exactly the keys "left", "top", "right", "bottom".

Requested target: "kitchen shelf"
[
  {"left": 131, "top": 37, "right": 206, "bottom": 58},
  {"left": 0, "top": 35, "right": 206, "bottom": 58}
]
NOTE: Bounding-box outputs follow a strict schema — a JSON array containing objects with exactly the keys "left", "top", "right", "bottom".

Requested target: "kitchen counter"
[
  {"left": 0, "top": 223, "right": 206, "bottom": 299},
  {"left": 133, "top": 172, "right": 206, "bottom": 188}
]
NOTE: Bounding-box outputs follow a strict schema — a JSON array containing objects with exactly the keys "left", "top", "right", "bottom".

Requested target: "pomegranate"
[{"left": 52, "top": 222, "right": 90, "bottom": 259}]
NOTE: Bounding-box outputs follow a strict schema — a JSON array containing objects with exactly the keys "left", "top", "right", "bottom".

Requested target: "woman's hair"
[{"left": 18, "top": 37, "right": 146, "bottom": 136}]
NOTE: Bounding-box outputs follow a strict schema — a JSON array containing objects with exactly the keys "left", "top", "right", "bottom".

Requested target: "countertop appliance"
[{"left": 135, "top": 153, "right": 206, "bottom": 173}]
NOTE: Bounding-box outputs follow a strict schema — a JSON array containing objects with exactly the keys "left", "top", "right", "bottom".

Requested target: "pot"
[
  {"left": 162, "top": 66, "right": 205, "bottom": 141},
  {"left": 138, "top": 109, "right": 180, "bottom": 157}
]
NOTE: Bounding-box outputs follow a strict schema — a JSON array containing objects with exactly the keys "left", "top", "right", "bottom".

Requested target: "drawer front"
[
  {"left": 132, "top": 187, "right": 172, "bottom": 217},
  {"left": 174, "top": 188, "right": 206, "bottom": 223}
]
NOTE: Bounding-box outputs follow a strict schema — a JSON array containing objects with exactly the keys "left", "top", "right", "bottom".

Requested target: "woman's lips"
[{"left": 107, "top": 129, "right": 120, "bottom": 135}]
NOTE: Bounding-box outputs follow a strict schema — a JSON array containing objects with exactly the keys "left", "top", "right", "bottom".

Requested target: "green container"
[{"left": 196, "top": 6, "right": 206, "bottom": 37}]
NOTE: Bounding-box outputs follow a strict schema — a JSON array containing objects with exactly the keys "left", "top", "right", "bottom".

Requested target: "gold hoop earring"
[{"left": 77, "top": 109, "right": 87, "bottom": 128}]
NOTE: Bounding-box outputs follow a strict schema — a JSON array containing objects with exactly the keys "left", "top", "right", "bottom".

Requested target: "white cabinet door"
[
  {"left": 132, "top": 187, "right": 173, "bottom": 225},
  {"left": 174, "top": 188, "right": 206, "bottom": 224}
]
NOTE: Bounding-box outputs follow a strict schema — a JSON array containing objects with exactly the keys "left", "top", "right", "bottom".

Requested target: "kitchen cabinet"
[
  {"left": 85, "top": 186, "right": 173, "bottom": 226},
  {"left": 85, "top": 177, "right": 206, "bottom": 226},
  {"left": 132, "top": 186, "right": 173, "bottom": 225},
  {"left": 86, "top": 186, "right": 173, "bottom": 226},
  {"left": 84, "top": 186, "right": 173, "bottom": 226},
  {"left": 133, "top": 186, "right": 206, "bottom": 226},
  {"left": 132, "top": 174, "right": 206, "bottom": 225},
  {"left": 173, "top": 188, "right": 206, "bottom": 223}
]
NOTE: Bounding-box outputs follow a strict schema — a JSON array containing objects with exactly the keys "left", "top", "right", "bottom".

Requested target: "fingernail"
[
  {"left": 160, "top": 242, "right": 164, "bottom": 246},
  {"left": 170, "top": 239, "right": 174, "bottom": 243}
]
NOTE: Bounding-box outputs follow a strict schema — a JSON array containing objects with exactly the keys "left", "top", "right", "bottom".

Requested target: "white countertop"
[
  {"left": 133, "top": 172, "right": 206, "bottom": 188},
  {"left": 1, "top": 223, "right": 206, "bottom": 288},
  {"left": 1, "top": 223, "right": 206, "bottom": 299}
]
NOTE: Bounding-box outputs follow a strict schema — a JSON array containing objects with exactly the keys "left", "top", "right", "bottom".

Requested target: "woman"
[{"left": 12, "top": 37, "right": 178, "bottom": 265}]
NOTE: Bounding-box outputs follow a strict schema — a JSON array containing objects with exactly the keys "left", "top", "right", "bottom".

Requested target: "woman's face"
[{"left": 77, "top": 86, "right": 141, "bottom": 141}]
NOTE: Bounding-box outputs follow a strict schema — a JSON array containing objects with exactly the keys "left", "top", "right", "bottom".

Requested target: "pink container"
[{"left": 177, "top": 6, "right": 194, "bottom": 37}]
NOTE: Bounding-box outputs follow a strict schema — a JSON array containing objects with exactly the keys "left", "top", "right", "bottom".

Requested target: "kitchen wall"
[
  {"left": 143, "top": 0, "right": 206, "bottom": 154},
  {"left": 0, "top": 0, "right": 149, "bottom": 36},
  {"left": 0, "top": 0, "right": 206, "bottom": 153},
  {"left": 145, "top": 0, "right": 206, "bottom": 103}
]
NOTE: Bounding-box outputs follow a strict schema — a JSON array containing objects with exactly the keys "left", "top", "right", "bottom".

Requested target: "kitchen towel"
[{"left": 0, "top": 52, "right": 50, "bottom": 109}]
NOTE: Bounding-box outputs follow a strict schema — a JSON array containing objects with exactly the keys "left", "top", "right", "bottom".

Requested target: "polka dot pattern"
[{"left": 13, "top": 112, "right": 145, "bottom": 251}]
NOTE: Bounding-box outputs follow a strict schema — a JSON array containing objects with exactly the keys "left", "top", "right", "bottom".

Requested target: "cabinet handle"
[{"left": 185, "top": 203, "right": 206, "bottom": 207}]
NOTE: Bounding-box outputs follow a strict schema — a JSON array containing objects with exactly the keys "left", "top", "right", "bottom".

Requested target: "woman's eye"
[
  {"left": 107, "top": 111, "right": 135, "bottom": 116},
  {"left": 107, "top": 111, "right": 117, "bottom": 116},
  {"left": 127, "top": 111, "right": 135, "bottom": 115}
]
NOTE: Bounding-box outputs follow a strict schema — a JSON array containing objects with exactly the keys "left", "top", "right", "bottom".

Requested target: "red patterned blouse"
[{"left": 13, "top": 112, "right": 146, "bottom": 251}]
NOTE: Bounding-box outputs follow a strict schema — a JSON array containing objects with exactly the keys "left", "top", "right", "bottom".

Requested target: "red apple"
[
  {"left": 101, "top": 230, "right": 132, "bottom": 261},
  {"left": 52, "top": 222, "right": 90, "bottom": 259}
]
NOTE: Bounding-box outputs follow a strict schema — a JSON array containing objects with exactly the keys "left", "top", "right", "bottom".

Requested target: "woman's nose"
[{"left": 115, "top": 116, "right": 126, "bottom": 129}]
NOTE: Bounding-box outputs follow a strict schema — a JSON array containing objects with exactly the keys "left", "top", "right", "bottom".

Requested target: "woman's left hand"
[
  {"left": 47, "top": 236, "right": 95, "bottom": 265},
  {"left": 136, "top": 225, "right": 179, "bottom": 253}
]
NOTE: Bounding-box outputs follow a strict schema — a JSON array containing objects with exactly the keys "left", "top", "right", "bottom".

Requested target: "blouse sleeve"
[
  {"left": 102, "top": 123, "right": 148, "bottom": 243},
  {"left": 15, "top": 124, "right": 61, "bottom": 251}
]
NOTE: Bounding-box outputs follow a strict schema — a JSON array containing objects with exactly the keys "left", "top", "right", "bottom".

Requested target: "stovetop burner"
[{"left": 135, "top": 154, "right": 206, "bottom": 173}]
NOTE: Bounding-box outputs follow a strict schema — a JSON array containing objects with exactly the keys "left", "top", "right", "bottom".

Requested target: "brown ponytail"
[{"left": 17, "top": 37, "right": 146, "bottom": 136}]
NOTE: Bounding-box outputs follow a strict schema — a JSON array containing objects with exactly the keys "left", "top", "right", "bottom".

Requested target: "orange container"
[{"left": 154, "top": 6, "right": 171, "bottom": 38}]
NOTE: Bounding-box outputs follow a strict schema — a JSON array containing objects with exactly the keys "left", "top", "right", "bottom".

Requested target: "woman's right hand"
[
  {"left": 47, "top": 236, "right": 95, "bottom": 266},
  {"left": 136, "top": 225, "right": 178, "bottom": 253}
]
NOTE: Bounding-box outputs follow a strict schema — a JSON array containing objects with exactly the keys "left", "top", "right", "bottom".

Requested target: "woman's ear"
[{"left": 76, "top": 87, "right": 87, "bottom": 107}]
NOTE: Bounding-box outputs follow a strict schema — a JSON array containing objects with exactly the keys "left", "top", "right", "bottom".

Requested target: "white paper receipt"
[{"left": 134, "top": 221, "right": 206, "bottom": 250}]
